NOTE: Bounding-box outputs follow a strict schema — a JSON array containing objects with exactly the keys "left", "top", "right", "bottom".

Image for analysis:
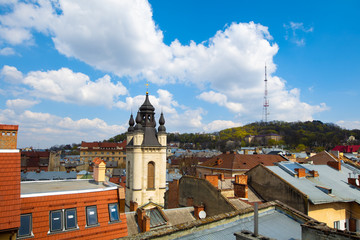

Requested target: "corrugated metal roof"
[
  {"left": 267, "top": 162, "right": 360, "bottom": 205},
  {"left": 146, "top": 208, "right": 167, "bottom": 228},
  {"left": 174, "top": 209, "right": 302, "bottom": 240}
]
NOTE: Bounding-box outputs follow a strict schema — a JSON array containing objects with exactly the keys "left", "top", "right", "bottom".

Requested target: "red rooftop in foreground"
[{"left": 0, "top": 124, "right": 20, "bottom": 239}]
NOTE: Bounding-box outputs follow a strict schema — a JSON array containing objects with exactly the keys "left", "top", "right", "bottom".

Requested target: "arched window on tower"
[{"left": 147, "top": 161, "right": 155, "bottom": 189}]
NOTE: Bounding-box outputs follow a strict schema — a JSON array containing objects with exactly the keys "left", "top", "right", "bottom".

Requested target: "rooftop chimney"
[
  {"left": 194, "top": 205, "right": 205, "bottom": 220},
  {"left": 93, "top": 158, "right": 106, "bottom": 183},
  {"left": 327, "top": 161, "right": 341, "bottom": 171},
  {"left": 136, "top": 208, "right": 150, "bottom": 232},
  {"left": 309, "top": 170, "right": 319, "bottom": 177},
  {"left": 0, "top": 124, "right": 18, "bottom": 149},
  {"left": 235, "top": 175, "right": 248, "bottom": 184},
  {"left": 205, "top": 175, "right": 218, "bottom": 188},
  {"left": 130, "top": 201, "right": 138, "bottom": 212},
  {"left": 295, "top": 168, "right": 306, "bottom": 178}
]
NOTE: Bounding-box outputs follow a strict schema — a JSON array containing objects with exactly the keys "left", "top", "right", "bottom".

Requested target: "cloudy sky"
[{"left": 0, "top": 0, "right": 359, "bottom": 148}]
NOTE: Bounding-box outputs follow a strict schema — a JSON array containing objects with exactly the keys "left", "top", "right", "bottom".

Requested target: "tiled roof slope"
[
  {"left": 200, "top": 152, "right": 286, "bottom": 170},
  {"left": 306, "top": 151, "right": 338, "bottom": 165},
  {"left": 0, "top": 151, "right": 21, "bottom": 231},
  {"left": 81, "top": 141, "right": 127, "bottom": 149}
]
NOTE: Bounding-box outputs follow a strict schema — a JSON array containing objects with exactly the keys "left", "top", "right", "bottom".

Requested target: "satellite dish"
[
  {"left": 356, "top": 179, "right": 359, "bottom": 186},
  {"left": 199, "top": 210, "right": 206, "bottom": 219}
]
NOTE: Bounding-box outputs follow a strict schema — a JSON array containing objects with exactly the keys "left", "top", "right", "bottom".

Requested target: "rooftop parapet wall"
[{"left": 0, "top": 124, "right": 18, "bottom": 149}]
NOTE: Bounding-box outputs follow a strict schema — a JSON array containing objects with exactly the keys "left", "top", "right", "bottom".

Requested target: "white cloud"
[
  {"left": 284, "top": 21, "right": 313, "bottom": 46},
  {"left": 0, "top": 0, "right": 55, "bottom": 45},
  {"left": 0, "top": 108, "right": 126, "bottom": 148},
  {"left": 336, "top": 120, "right": 360, "bottom": 130},
  {"left": 197, "top": 91, "right": 244, "bottom": 113},
  {"left": 115, "top": 89, "right": 179, "bottom": 114},
  {"left": 1, "top": 66, "right": 128, "bottom": 106},
  {"left": 0, "top": 1, "right": 327, "bottom": 124},
  {"left": 117, "top": 90, "right": 206, "bottom": 132},
  {"left": 6, "top": 98, "right": 39, "bottom": 112},
  {"left": 1, "top": 65, "right": 23, "bottom": 83},
  {"left": 0, "top": 47, "right": 15, "bottom": 55},
  {"left": 203, "top": 120, "right": 241, "bottom": 132}
]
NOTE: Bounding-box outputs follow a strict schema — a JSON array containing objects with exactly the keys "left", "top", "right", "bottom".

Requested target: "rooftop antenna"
[{"left": 262, "top": 64, "right": 269, "bottom": 123}]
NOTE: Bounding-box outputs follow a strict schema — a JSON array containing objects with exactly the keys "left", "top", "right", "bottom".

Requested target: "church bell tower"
[{"left": 125, "top": 92, "right": 167, "bottom": 211}]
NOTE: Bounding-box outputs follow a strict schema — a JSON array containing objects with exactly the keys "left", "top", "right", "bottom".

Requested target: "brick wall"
[
  {"left": 21, "top": 189, "right": 128, "bottom": 239},
  {"left": 235, "top": 175, "right": 248, "bottom": 184},
  {"left": 234, "top": 183, "right": 248, "bottom": 198},
  {"left": 0, "top": 125, "right": 18, "bottom": 149},
  {"left": 205, "top": 175, "right": 218, "bottom": 188},
  {"left": 167, "top": 179, "right": 179, "bottom": 208},
  {"left": 0, "top": 152, "right": 21, "bottom": 231}
]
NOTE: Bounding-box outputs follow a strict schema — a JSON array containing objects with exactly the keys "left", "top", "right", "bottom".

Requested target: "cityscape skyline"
[{"left": 0, "top": 0, "right": 359, "bottom": 148}]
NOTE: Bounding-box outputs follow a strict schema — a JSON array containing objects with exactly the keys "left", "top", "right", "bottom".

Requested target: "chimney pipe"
[{"left": 254, "top": 202, "right": 258, "bottom": 236}]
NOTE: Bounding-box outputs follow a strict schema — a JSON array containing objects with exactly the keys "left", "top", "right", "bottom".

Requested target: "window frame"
[
  {"left": 108, "top": 203, "right": 120, "bottom": 222},
  {"left": 18, "top": 213, "right": 33, "bottom": 238},
  {"left": 86, "top": 206, "right": 99, "bottom": 227},
  {"left": 49, "top": 210, "right": 63, "bottom": 232},
  {"left": 64, "top": 208, "right": 78, "bottom": 230}
]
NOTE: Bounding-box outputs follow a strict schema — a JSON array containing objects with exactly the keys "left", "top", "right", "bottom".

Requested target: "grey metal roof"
[
  {"left": 174, "top": 208, "right": 302, "bottom": 240},
  {"left": 126, "top": 207, "right": 195, "bottom": 236},
  {"left": 146, "top": 208, "right": 167, "bottom": 228},
  {"left": 267, "top": 162, "right": 360, "bottom": 205},
  {"left": 292, "top": 152, "right": 308, "bottom": 158},
  {"left": 166, "top": 169, "right": 182, "bottom": 182},
  {"left": 21, "top": 171, "right": 77, "bottom": 181},
  {"left": 21, "top": 179, "right": 118, "bottom": 197}
]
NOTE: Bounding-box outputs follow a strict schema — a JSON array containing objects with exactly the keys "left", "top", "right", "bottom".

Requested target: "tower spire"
[
  {"left": 262, "top": 64, "right": 269, "bottom": 123},
  {"left": 145, "top": 80, "right": 149, "bottom": 95}
]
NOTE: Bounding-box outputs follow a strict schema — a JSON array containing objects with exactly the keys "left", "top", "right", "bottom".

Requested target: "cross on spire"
[{"left": 145, "top": 80, "right": 149, "bottom": 94}]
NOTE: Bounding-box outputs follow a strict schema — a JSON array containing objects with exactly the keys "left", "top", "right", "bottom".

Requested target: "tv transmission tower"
[{"left": 262, "top": 64, "right": 269, "bottom": 122}]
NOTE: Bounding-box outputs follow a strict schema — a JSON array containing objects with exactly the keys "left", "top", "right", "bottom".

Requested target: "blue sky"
[{"left": 0, "top": 0, "right": 359, "bottom": 148}]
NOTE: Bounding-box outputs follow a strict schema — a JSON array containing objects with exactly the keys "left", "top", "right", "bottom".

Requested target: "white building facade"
[{"left": 125, "top": 93, "right": 167, "bottom": 211}]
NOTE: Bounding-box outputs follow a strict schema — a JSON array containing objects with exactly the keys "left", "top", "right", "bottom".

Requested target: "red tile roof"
[
  {"left": 93, "top": 157, "right": 105, "bottom": 165},
  {"left": 199, "top": 153, "right": 286, "bottom": 170},
  {"left": 332, "top": 145, "right": 360, "bottom": 153}
]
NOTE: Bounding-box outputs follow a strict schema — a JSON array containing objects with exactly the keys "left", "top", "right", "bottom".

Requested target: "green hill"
[{"left": 107, "top": 120, "right": 360, "bottom": 152}]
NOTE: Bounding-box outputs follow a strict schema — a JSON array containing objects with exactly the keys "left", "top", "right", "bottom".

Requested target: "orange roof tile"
[{"left": 93, "top": 157, "right": 105, "bottom": 165}]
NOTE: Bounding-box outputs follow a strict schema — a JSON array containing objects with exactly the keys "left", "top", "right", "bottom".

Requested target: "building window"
[
  {"left": 19, "top": 214, "right": 32, "bottom": 237},
  {"left": 65, "top": 208, "right": 77, "bottom": 230},
  {"left": 101, "top": 152, "right": 104, "bottom": 154},
  {"left": 107, "top": 152, "right": 109, "bottom": 155},
  {"left": 112, "top": 157, "right": 114, "bottom": 160},
  {"left": 108, "top": 203, "right": 120, "bottom": 222},
  {"left": 112, "top": 152, "right": 115, "bottom": 155},
  {"left": 49, "top": 208, "right": 78, "bottom": 233},
  {"left": 86, "top": 206, "right": 98, "bottom": 226},
  {"left": 334, "top": 221, "right": 340, "bottom": 229},
  {"left": 50, "top": 210, "right": 63, "bottom": 232},
  {"left": 147, "top": 161, "right": 155, "bottom": 189}
]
